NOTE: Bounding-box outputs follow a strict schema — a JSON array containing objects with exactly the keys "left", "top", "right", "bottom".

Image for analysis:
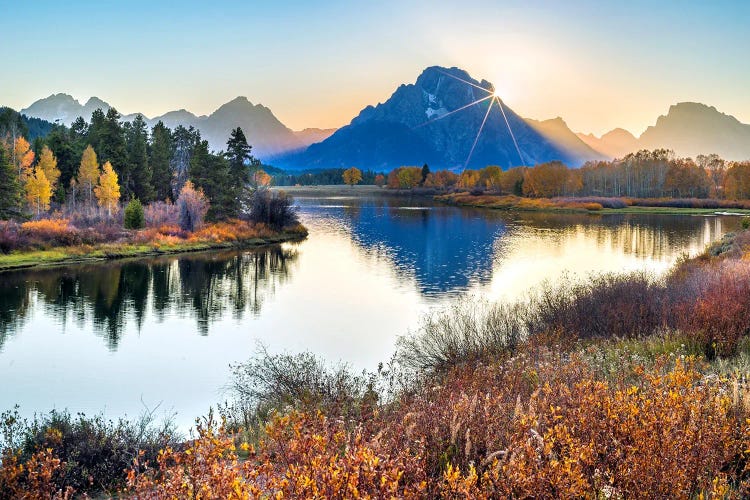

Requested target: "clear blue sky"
[{"left": 1, "top": 0, "right": 748, "bottom": 135}]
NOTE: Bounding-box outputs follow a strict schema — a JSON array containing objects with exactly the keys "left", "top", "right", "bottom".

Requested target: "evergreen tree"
[
  {"left": 171, "top": 125, "right": 201, "bottom": 195},
  {"left": 189, "top": 140, "right": 232, "bottom": 220},
  {"left": 421, "top": 163, "right": 430, "bottom": 185},
  {"left": 224, "top": 127, "right": 258, "bottom": 216},
  {"left": 87, "top": 109, "right": 106, "bottom": 153},
  {"left": 124, "top": 198, "right": 145, "bottom": 229},
  {"left": 124, "top": 114, "right": 154, "bottom": 202},
  {"left": 45, "top": 125, "right": 76, "bottom": 202},
  {"left": 0, "top": 143, "right": 22, "bottom": 219},
  {"left": 149, "top": 121, "right": 174, "bottom": 201},
  {"left": 91, "top": 108, "right": 128, "bottom": 196}
]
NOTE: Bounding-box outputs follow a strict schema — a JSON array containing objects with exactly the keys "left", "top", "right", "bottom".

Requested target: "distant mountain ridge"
[
  {"left": 20, "top": 94, "right": 335, "bottom": 159},
  {"left": 277, "top": 66, "right": 604, "bottom": 170},
  {"left": 18, "top": 85, "right": 750, "bottom": 170},
  {"left": 578, "top": 103, "right": 750, "bottom": 161}
]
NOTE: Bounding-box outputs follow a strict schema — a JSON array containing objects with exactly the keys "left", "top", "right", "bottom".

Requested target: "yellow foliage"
[
  {"left": 13, "top": 136, "right": 35, "bottom": 181},
  {"left": 25, "top": 168, "right": 52, "bottom": 215},
  {"left": 37, "top": 145, "right": 60, "bottom": 189},
  {"left": 94, "top": 161, "right": 120, "bottom": 216},
  {"left": 78, "top": 145, "right": 100, "bottom": 205},
  {"left": 342, "top": 167, "right": 363, "bottom": 186}
]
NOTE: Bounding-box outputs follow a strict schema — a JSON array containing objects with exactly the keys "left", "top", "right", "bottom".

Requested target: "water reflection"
[
  {"left": 0, "top": 247, "right": 297, "bottom": 351},
  {"left": 0, "top": 195, "right": 743, "bottom": 430},
  {"left": 297, "top": 196, "right": 741, "bottom": 297}
]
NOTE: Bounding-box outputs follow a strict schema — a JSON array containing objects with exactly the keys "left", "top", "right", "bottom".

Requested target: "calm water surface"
[{"left": 0, "top": 195, "right": 743, "bottom": 429}]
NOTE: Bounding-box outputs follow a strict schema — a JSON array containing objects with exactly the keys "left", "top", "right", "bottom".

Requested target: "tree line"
[
  {"left": 0, "top": 106, "right": 271, "bottom": 223},
  {"left": 386, "top": 150, "right": 750, "bottom": 200}
]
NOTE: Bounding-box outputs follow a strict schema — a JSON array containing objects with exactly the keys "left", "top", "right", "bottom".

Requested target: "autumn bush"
[
  {"left": 143, "top": 201, "right": 179, "bottom": 228},
  {"left": 123, "top": 350, "right": 750, "bottom": 499},
  {"left": 0, "top": 407, "right": 178, "bottom": 497}
]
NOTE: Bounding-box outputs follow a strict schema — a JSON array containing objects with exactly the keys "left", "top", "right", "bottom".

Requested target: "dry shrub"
[
  {"left": 127, "top": 411, "right": 427, "bottom": 498},
  {"left": 20, "top": 219, "right": 80, "bottom": 248},
  {"left": 190, "top": 220, "right": 273, "bottom": 244},
  {"left": 0, "top": 448, "right": 74, "bottom": 500},
  {"left": 671, "top": 260, "right": 750, "bottom": 357},
  {"left": 144, "top": 201, "right": 179, "bottom": 228},
  {"left": 125, "top": 352, "right": 750, "bottom": 498}
]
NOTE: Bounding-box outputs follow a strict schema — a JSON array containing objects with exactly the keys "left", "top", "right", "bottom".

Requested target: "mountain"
[
  {"left": 576, "top": 128, "right": 639, "bottom": 159},
  {"left": 578, "top": 103, "right": 750, "bottom": 161},
  {"left": 293, "top": 128, "right": 337, "bottom": 146},
  {"left": 638, "top": 102, "right": 750, "bottom": 160},
  {"left": 20, "top": 95, "right": 328, "bottom": 159},
  {"left": 277, "top": 66, "right": 603, "bottom": 171},
  {"left": 525, "top": 117, "right": 607, "bottom": 163}
]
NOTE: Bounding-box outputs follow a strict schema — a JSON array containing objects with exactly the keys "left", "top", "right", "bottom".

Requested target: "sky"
[{"left": 1, "top": 0, "right": 748, "bottom": 136}]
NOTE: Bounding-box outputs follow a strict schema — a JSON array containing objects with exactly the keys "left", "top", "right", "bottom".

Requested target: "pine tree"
[
  {"left": 149, "top": 121, "right": 174, "bottom": 201},
  {"left": 224, "top": 127, "right": 258, "bottom": 216},
  {"left": 124, "top": 114, "right": 154, "bottom": 202},
  {"left": 45, "top": 125, "right": 77, "bottom": 201},
  {"left": 95, "top": 161, "right": 120, "bottom": 217},
  {"left": 124, "top": 198, "right": 145, "bottom": 229},
  {"left": 0, "top": 143, "right": 22, "bottom": 219},
  {"left": 189, "top": 140, "right": 232, "bottom": 220},
  {"left": 171, "top": 125, "right": 201, "bottom": 195},
  {"left": 78, "top": 145, "right": 100, "bottom": 207},
  {"left": 92, "top": 108, "right": 128, "bottom": 196}
]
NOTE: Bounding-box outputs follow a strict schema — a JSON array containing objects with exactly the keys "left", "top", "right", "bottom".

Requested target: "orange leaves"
[
  {"left": 13, "top": 136, "right": 35, "bottom": 181},
  {"left": 253, "top": 169, "right": 272, "bottom": 187},
  {"left": 0, "top": 448, "right": 74, "bottom": 500}
]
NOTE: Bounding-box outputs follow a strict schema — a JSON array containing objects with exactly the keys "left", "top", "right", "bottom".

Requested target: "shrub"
[
  {"left": 176, "top": 181, "right": 209, "bottom": 232},
  {"left": 144, "top": 201, "right": 179, "bottom": 228},
  {"left": 248, "top": 188, "right": 299, "bottom": 229},
  {"left": 123, "top": 199, "right": 145, "bottom": 230},
  {"left": 0, "top": 408, "right": 178, "bottom": 496},
  {"left": 228, "top": 348, "right": 378, "bottom": 429},
  {"left": 743, "top": 218, "right": 750, "bottom": 230}
]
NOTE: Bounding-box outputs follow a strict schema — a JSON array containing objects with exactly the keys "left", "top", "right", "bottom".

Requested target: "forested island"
[{"left": 0, "top": 108, "right": 305, "bottom": 271}]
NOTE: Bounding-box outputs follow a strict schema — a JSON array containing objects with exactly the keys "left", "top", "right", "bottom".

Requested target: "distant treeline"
[
  {"left": 0, "top": 107, "right": 55, "bottom": 142},
  {"left": 388, "top": 149, "right": 750, "bottom": 200},
  {"left": 271, "top": 168, "right": 383, "bottom": 186}
]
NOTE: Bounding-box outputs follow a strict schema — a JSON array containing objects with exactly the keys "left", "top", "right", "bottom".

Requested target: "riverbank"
[
  {"left": 5, "top": 227, "right": 750, "bottom": 497},
  {"left": 0, "top": 223, "right": 307, "bottom": 272},
  {"left": 436, "top": 191, "right": 750, "bottom": 216}
]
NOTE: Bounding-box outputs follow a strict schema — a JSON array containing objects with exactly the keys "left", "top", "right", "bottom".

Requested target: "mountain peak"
[{"left": 84, "top": 96, "right": 109, "bottom": 109}]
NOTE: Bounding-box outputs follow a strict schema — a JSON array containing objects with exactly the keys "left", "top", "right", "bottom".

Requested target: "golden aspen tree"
[
  {"left": 253, "top": 169, "right": 272, "bottom": 187},
  {"left": 78, "top": 145, "right": 100, "bottom": 206},
  {"left": 94, "top": 161, "right": 120, "bottom": 217},
  {"left": 13, "top": 137, "right": 35, "bottom": 181},
  {"left": 25, "top": 168, "right": 52, "bottom": 216},
  {"left": 342, "top": 167, "right": 363, "bottom": 186},
  {"left": 36, "top": 145, "right": 60, "bottom": 190}
]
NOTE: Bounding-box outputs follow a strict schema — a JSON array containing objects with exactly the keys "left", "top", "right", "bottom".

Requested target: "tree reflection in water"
[{"left": 0, "top": 246, "right": 297, "bottom": 350}]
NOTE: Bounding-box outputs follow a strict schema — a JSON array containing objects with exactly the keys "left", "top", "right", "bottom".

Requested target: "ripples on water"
[{"left": 0, "top": 194, "right": 742, "bottom": 429}]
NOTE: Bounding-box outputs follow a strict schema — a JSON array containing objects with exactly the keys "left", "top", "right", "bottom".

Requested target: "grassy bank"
[
  {"left": 437, "top": 191, "right": 750, "bottom": 216},
  {"left": 0, "top": 222, "right": 307, "bottom": 272},
  {"left": 4, "top": 229, "right": 750, "bottom": 498}
]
